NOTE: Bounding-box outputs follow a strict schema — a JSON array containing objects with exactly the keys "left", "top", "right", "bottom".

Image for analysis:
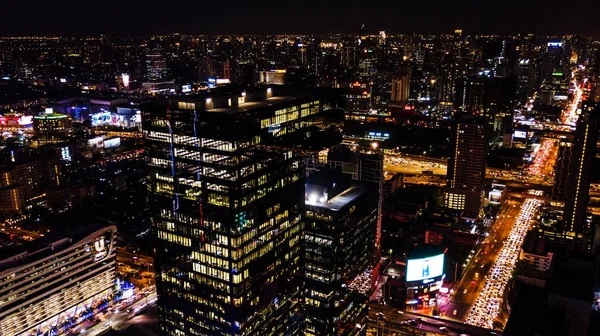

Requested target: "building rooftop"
[
  {"left": 305, "top": 170, "right": 367, "bottom": 211},
  {"left": 547, "top": 255, "right": 595, "bottom": 303},
  {"left": 0, "top": 221, "right": 116, "bottom": 274},
  {"left": 306, "top": 185, "right": 367, "bottom": 211},
  {"left": 34, "top": 112, "right": 68, "bottom": 119},
  {"left": 208, "top": 96, "right": 297, "bottom": 114},
  {"left": 408, "top": 244, "right": 446, "bottom": 260},
  {"left": 521, "top": 231, "right": 552, "bottom": 256}
]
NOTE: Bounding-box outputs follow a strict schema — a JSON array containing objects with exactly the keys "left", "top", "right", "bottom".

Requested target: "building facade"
[
  {"left": 0, "top": 149, "right": 64, "bottom": 213},
  {"left": 0, "top": 224, "right": 117, "bottom": 336},
  {"left": 444, "top": 117, "right": 488, "bottom": 213},
  {"left": 391, "top": 76, "right": 409, "bottom": 103},
  {"left": 305, "top": 144, "right": 383, "bottom": 267},
  {"left": 303, "top": 172, "right": 377, "bottom": 336},
  {"left": 143, "top": 86, "right": 343, "bottom": 336},
  {"left": 33, "top": 112, "right": 72, "bottom": 145},
  {"left": 562, "top": 101, "right": 598, "bottom": 251}
]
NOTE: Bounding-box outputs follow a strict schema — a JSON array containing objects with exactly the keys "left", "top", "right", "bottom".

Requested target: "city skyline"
[{"left": 1, "top": 16, "right": 600, "bottom": 336}]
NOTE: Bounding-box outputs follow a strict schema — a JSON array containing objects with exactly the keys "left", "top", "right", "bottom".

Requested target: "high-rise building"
[
  {"left": 303, "top": 171, "right": 377, "bottom": 335},
  {"left": 259, "top": 70, "right": 286, "bottom": 85},
  {"left": 391, "top": 76, "right": 410, "bottom": 103},
  {"left": 145, "top": 46, "right": 168, "bottom": 82},
  {"left": 346, "top": 82, "right": 372, "bottom": 111},
  {"left": 305, "top": 143, "right": 384, "bottom": 263},
  {"left": 0, "top": 223, "right": 117, "bottom": 336},
  {"left": 562, "top": 102, "right": 598, "bottom": 250},
  {"left": 444, "top": 117, "right": 488, "bottom": 213},
  {"left": 33, "top": 110, "right": 72, "bottom": 145},
  {"left": 0, "top": 148, "right": 64, "bottom": 213},
  {"left": 143, "top": 86, "right": 343, "bottom": 336},
  {"left": 456, "top": 75, "right": 517, "bottom": 138},
  {"left": 551, "top": 140, "right": 573, "bottom": 204},
  {"left": 455, "top": 76, "right": 486, "bottom": 114}
]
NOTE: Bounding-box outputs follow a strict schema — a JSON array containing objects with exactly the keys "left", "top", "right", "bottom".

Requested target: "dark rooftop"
[
  {"left": 208, "top": 96, "right": 297, "bottom": 114},
  {"left": 547, "top": 255, "right": 595, "bottom": 303},
  {"left": 521, "top": 231, "right": 552, "bottom": 256},
  {"left": 305, "top": 170, "right": 367, "bottom": 211},
  {"left": 408, "top": 244, "right": 446, "bottom": 260}
]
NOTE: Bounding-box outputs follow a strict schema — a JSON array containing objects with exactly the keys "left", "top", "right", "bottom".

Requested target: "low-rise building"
[
  {"left": 0, "top": 223, "right": 117, "bottom": 336},
  {"left": 520, "top": 231, "right": 554, "bottom": 272}
]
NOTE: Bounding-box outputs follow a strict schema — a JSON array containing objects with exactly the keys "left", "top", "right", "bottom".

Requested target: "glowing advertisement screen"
[
  {"left": 514, "top": 130, "right": 527, "bottom": 139},
  {"left": 406, "top": 254, "right": 444, "bottom": 282}
]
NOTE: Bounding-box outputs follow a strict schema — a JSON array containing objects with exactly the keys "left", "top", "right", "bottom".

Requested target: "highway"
[
  {"left": 441, "top": 199, "right": 522, "bottom": 322},
  {"left": 384, "top": 155, "right": 555, "bottom": 187}
]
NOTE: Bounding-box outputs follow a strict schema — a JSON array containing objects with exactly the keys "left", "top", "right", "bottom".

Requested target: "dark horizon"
[{"left": 3, "top": 0, "right": 599, "bottom": 37}]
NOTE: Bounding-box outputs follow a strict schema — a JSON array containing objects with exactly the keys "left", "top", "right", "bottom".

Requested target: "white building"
[{"left": 0, "top": 223, "right": 117, "bottom": 336}]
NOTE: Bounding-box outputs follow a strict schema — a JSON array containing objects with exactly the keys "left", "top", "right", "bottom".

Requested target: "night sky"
[{"left": 3, "top": 0, "right": 598, "bottom": 36}]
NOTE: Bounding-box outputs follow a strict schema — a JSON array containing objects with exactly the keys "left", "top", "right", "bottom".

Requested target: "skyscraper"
[
  {"left": 145, "top": 45, "right": 168, "bottom": 82},
  {"left": 391, "top": 76, "right": 410, "bottom": 103},
  {"left": 305, "top": 143, "right": 384, "bottom": 264},
  {"left": 551, "top": 140, "right": 573, "bottom": 204},
  {"left": 303, "top": 171, "right": 377, "bottom": 335},
  {"left": 143, "top": 86, "right": 343, "bottom": 336},
  {"left": 562, "top": 102, "right": 598, "bottom": 250},
  {"left": 444, "top": 117, "right": 488, "bottom": 213}
]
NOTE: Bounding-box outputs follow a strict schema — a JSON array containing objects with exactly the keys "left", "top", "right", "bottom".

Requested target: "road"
[
  {"left": 527, "top": 138, "right": 557, "bottom": 179},
  {"left": 0, "top": 225, "right": 43, "bottom": 239},
  {"left": 384, "top": 155, "right": 447, "bottom": 176},
  {"left": 384, "top": 155, "right": 555, "bottom": 187},
  {"left": 85, "top": 291, "right": 157, "bottom": 336},
  {"left": 368, "top": 305, "right": 501, "bottom": 336},
  {"left": 440, "top": 199, "right": 523, "bottom": 322},
  {"left": 465, "top": 199, "right": 541, "bottom": 329}
]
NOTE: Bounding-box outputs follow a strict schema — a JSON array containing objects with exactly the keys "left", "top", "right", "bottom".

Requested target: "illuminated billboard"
[
  {"left": 91, "top": 112, "right": 112, "bottom": 126},
  {"left": 406, "top": 254, "right": 444, "bottom": 282},
  {"left": 104, "top": 137, "right": 121, "bottom": 149},
  {"left": 121, "top": 73, "right": 130, "bottom": 88},
  {"left": 514, "top": 130, "right": 527, "bottom": 139},
  {"left": 0, "top": 115, "right": 33, "bottom": 126},
  {"left": 88, "top": 136, "right": 104, "bottom": 149},
  {"left": 208, "top": 78, "right": 216, "bottom": 89}
]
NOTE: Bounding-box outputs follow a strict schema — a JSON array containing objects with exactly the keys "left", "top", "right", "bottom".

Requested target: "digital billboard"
[
  {"left": 91, "top": 112, "right": 112, "bottom": 126},
  {"left": 88, "top": 136, "right": 104, "bottom": 149},
  {"left": 406, "top": 254, "right": 444, "bottom": 282},
  {"left": 514, "top": 130, "right": 527, "bottom": 139},
  {"left": 104, "top": 137, "right": 121, "bottom": 149}
]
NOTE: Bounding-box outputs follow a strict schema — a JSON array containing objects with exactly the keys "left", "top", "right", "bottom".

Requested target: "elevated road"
[{"left": 368, "top": 305, "right": 500, "bottom": 336}]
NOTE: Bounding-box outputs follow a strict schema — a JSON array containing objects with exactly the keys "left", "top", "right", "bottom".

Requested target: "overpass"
[{"left": 368, "top": 305, "right": 501, "bottom": 336}]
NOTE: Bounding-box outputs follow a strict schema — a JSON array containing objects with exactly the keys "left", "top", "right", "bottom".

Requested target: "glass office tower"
[
  {"left": 143, "top": 86, "right": 342, "bottom": 336},
  {"left": 303, "top": 171, "right": 377, "bottom": 335}
]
